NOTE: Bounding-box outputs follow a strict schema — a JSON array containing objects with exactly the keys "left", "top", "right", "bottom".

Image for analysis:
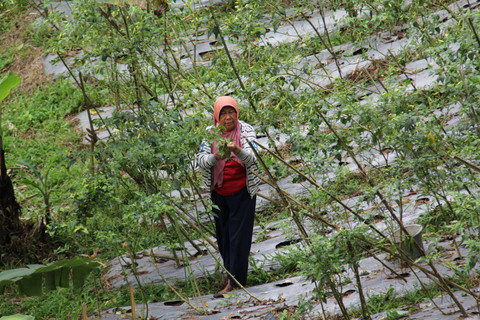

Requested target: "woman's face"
[{"left": 218, "top": 106, "right": 238, "bottom": 132}]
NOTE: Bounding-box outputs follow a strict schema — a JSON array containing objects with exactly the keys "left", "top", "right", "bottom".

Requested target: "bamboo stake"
[
  {"left": 409, "top": 265, "right": 449, "bottom": 315},
  {"left": 315, "top": 105, "right": 410, "bottom": 234},
  {"left": 56, "top": 54, "right": 114, "bottom": 141},
  {"left": 301, "top": 12, "right": 344, "bottom": 78},
  {"left": 327, "top": 275, "right": 350, "bottom": 319},
  {"left": 166, "top": 211, "right": 204, "bottom": 256},
  {"left": 173, "top": 205, "right": 218, "bottom": 251},
  {"left": 82, "top": 303, "right": 88, "bottom": 320},
  {"left": 129, "top": 285, "right": 137, "bottom": 320},
  {"left": 124, "top": 241, "right": 149, "bottom": 319},
  {"left": 254, "top": 137, "right": 440, "bottom": 284},
  {"left": 317, "top": 3, "right": 343, "bottom": 79},
  {"left": 168, "top": 21, "right": 213, "bottom": 99},
  {"left": 209, "top": 7, "right": 256, "bottom": 113},
  {"left": 256, "top": 191, "right": 282, "bottom": 207},
  {"left": 346, "top": 240, "right": 371, "bottom": 320},
  {"left": 246, "top": 139, "right": 310, "bottom": 245},
  {"left": 253, "top": 139, "right": 389, "bottom": 239},
  {"left": 314, "top": 105, "right": 470, "bottom": 315},
  {"left": 166, "top": 213, "right": 206, "bottom": 303},
  {"left": 119, "top": 8, "right": 143, "bottom": 108},
  {"left": 148, "top": 248, "right": 211, "bottom": 314},
  {"left": 159, "top": 213, "right": 181, "bottom": 267},
  {"left": 183, "top": 168, "right": 214, "bottom": 221}
]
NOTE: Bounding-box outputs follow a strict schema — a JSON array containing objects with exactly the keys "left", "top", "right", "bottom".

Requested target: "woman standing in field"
[{"left": 197, "top": 96, "right": 260, "bottom": 294}]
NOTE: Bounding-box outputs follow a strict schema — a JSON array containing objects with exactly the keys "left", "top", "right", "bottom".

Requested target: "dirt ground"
[{"left": 0, "top": 8, "right": 52, "bottom": 95}]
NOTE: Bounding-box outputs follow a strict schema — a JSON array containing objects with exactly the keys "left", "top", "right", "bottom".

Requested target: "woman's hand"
[
  {"left": 214, "top": 142, "right": 241, "bottom": 160},
  {"left": 214, "top": 150, "right": 224, "bottom": 160},
  {"left": 227, "top": 142, "right": 241, "bottom": 155}
]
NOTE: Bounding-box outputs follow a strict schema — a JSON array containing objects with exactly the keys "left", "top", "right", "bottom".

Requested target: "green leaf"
[
  {"left": 44, "top": 271, "right": 56, "bottom": 292},
  {"left": 171, "top": 178, "right": 181, "bottom": 190},
  {"left": 16, "top": 160, "right": 42, "bottom": 181},
  {"left": 72, "top": 266, "right": 90, "bottom": 291},
  {"left": 0, "top": 240, "right": 100, "bottom": 297},
  {"left": 0, "top": 265, "right": 42, "bottom": 288},
  {"left": 272, "top": 20, "right": 280, "bottom": 32},
  {"left": 0, "top": 268, "right": 35, "bottom": 285},
  {"left": 0, "top": 72, "right": 20, "bottom": 104},
  {"left": 57, "top": 267, "right": 70, "bottom": 288},
  {"left": 210, "top": 25, "right": 220, "bottom": 39},
  {"left": 18, "top": 178, "right": 42, "bottom": 194},
  {"left": 18, "top": 273, "right": 42, "bottom": 297},
  {"left": 0, "top": 315, "right": 35, "bottom": 320}
]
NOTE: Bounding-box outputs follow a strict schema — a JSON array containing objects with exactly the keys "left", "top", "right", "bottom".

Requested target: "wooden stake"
[
  {"left": 82, "top": 302, "right": 88, "bottom": 320},
  {"left": 129, "top": 285, "right": 136, "bottom": 320}
]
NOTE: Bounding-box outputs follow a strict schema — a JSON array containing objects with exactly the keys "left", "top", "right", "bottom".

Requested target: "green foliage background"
[{"left": 1, "top": 0, "right": 480, "bottom": 318}]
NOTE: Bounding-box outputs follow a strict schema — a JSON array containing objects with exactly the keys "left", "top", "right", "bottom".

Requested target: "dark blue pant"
[{"left": 211, "top": 187, "right": 256, "bottom": 287}]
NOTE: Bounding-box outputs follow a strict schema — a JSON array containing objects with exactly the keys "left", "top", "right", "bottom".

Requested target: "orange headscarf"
[{"left": 213, "top": 96, "right": 239, "bottom": 125}]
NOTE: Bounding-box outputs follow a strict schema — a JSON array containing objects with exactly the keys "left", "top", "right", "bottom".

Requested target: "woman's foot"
[{"left": 218, "top": 281, "right": 234, "bottom": 294}]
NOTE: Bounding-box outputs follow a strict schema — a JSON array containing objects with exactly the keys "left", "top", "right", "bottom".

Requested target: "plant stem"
[
  {"left": 387, "top": 49, "right": 417, "bottom": 91},
  {"left": 125, "top": 242, "right": 149, "bottom": 319},
  {"left": 451, "top": 155, "right": 480, "bottom": 173},
  {"left": 120, "top": 7, "right": 144, "bottom": 108},
  {"left": 247, "top": 139, "right": 310, "bottom": 245},
  {"left": 317, "top": 3, "right": 343, "bottom": 79},
  {"left": 209, "top": 7, "right": 257, "bottom": 113},
  {"left": 94, "top": 275, "right": 101, "bottom": 319},
  {"left": 301, "top": 12, "right": 343, "bottom": 78},
  {"left": 408, "top": 267, "right": 449, "bottom": 315},
  {"left": 254, "top": 139, "right": 388, "bottom": 239},
  {"left": 346, "top": 240, "right": 371, "bottom": 320},
  {"left": 327, "top": 275, "right": 350, "bottom": 319},
  {"left": 315, "top": 104, "right": 410, "bottom": 234},
  {"left": 173, "top": 205, "right": 218, "bottom": 250},
  {"left": 467, "top": 17, "right": 480, "bottom": 47}
]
